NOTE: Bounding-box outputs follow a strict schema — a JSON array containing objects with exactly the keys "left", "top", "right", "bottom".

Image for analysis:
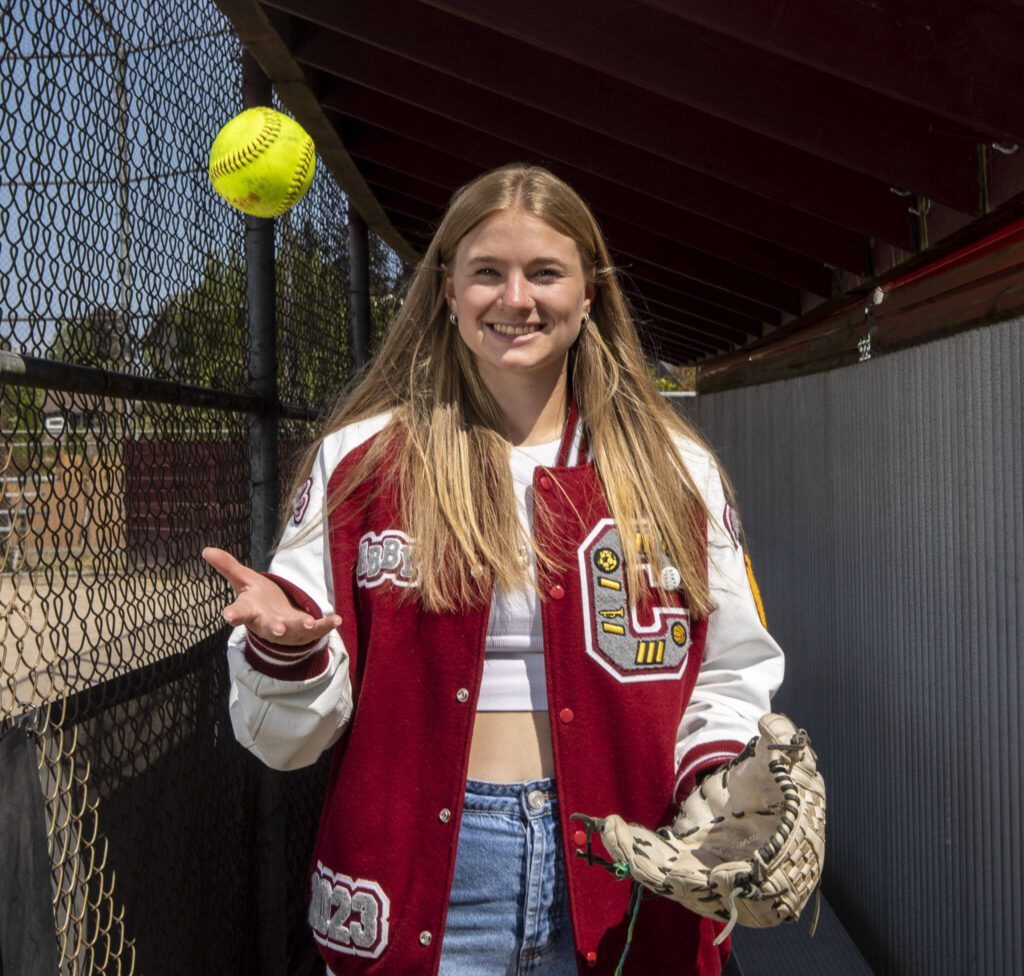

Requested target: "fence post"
[
  {"left": 242, "top": 50, "right": 287, "bottom": 976},
  {"left": 348, "top": 203, "right": 370, "bottom": 367}
]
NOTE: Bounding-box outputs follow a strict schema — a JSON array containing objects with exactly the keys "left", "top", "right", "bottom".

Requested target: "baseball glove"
[{"left": 573, "top": 713, "right": 826, "bottom": 944}]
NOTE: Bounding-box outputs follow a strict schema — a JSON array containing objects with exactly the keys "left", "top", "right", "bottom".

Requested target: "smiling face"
[{"left": 444, "top": 209, "right": 593, "bottom": 390}]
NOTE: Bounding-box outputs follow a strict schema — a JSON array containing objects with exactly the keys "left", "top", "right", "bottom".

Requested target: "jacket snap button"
[
  {"left": 573, "top": 829, "right": 587, "bottom": 847},
  {"left": 539, "top": 475, "right": 553, "bottom": 491},
  {"left": 439, "top": 808, "right": 451, "bottom": 823},
  {"left": 549, "top": 583, "right": 565, "bottom": 599},
  {"left": 586, "top": 949, "right": 598, "bottom": 966},
  {"left": 456, "top": 688, "right": 469, "bottom": 703},
  {"left": 419, "top": 930, "right": 433, "bottom": 946},
  {"left": 559, "top": 707, "right": 574, "bottom": 724}
]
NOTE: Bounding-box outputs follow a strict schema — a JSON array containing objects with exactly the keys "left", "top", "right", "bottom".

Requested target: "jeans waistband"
[{"left": 462, "top": 777, "right": 558, "bottom": 815}]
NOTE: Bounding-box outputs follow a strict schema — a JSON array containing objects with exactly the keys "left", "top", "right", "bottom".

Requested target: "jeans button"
[{"left": 527, "top": 789, "right": 545, "bottom": 810}]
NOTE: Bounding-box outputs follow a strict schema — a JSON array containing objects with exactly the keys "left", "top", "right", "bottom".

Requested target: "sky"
[{"left": 2, "top": 0, "right": 261, "bottom": 356}]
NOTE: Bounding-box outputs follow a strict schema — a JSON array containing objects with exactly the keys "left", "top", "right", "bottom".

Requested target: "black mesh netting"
[{"left": 1, "top": 0, "right": 403, "bottom": 971}]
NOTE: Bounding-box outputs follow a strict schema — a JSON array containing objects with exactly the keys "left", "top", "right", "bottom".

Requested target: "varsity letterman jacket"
[{"left": 226, "top": 403, "right": 784, "bottom": 976}]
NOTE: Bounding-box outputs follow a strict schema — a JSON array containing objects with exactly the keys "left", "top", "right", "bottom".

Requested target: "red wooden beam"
[
  {"left": 342, "top": 104, "right": 846, "bottom": 293},
  {"left": 366, "top": 185, "right": 440, "bottom": 224},
  {"left": 630, "top": 301, "right": 753, "bottom": 347},
  {"left": 592, "top": 215, "right": 807, "bottom": 313},
  {"left": 618, "top": 258, "right": 782, "bottom": 325},
  {"left": 624, "top": 287, "right": 763, "bottom": 340},
  {"left": 293, "top": 26, "right": 874, "bottom": 270},
  {"left": 642, "top": 325, "right": 726, "bottom": 362},
  {"left": 345, "top": 127, "right": 865, "bottom": 294},
  {"left": 634, "top": 0, "right": 1024, "bottom": 143},
  {"left": 418, "top": 0, "right": 980, "bottom": 212},
  {"left": 622, "top": 280, "right": 765, "bottom": 336},
  {"left": 386, "top": 224, "right": 724, "bottom": 360},
  {"left": 320, "top": 86, "right": 822, "bottom": 302},
  {"left": 356, "top": 162, "right": 453, "bottom": 209},
  {"left": 267, "top": 0, "right": 914, "bottom": 244},
  {"left": 351, "top": 130, "right": 787, "bottom": 321}
]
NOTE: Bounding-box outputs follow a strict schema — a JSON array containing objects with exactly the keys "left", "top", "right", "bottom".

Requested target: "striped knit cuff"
[
  {"left": 244, "top": 630, "right": 331, "bottom": 681},
  {"left": 674, "top": 739, "right": 746, "bottom": 802},
  {"left": 261, "top": 572, "right": 323, "bottom": 618}
]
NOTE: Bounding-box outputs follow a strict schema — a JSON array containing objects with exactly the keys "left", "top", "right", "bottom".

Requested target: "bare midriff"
[{"left": 467, "top": 711, "right": 555, "bottom": 781}]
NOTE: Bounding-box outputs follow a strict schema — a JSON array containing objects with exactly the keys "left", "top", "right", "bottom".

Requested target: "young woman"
[{"left": 203, "top": 163, "right": 783, "bottom": 976}]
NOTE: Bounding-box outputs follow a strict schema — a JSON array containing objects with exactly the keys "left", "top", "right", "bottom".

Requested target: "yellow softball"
[{"left": 208, "top": 107, "right": 316, "bottom": 218}]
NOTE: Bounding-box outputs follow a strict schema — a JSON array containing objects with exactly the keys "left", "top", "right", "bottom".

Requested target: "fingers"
[
  {"left": 222, "top": 593, "right": 342, "bottom": 646},
  {"left": 203, "top": 547, "right": 342, "bottom": 645},
  {"left": 202, "top": 547, "right": 259, "bottom": 593}
]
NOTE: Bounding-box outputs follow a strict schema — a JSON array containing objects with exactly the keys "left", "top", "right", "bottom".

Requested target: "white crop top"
[{"left": 477, "top": 437, "right": 561, "bottom": 712}]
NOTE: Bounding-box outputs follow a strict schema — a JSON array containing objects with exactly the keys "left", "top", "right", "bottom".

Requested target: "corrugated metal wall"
[{"left": 680, "top": 319, "right": 1023, "bottom": 976}]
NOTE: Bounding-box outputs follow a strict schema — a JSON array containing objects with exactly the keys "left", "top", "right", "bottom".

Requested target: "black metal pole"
[
  {"left": 348, "top": 203, "right": 370, "bottom": 367},
  {"left": 242, "top": 50, "right": 287, "bottom": 976},
  {"left": 0, "top": 350, "right": 316, "bottom": 420}
]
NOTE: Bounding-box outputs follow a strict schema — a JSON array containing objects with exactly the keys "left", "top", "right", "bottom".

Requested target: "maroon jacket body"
[{"left": 228, "top": 408, "right": 784, "bottom": 975}]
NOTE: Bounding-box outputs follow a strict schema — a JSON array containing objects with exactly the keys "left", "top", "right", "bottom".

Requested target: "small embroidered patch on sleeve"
[
  {"left": 293, "top": 476, "right": 313, "bottom": 525},
  {"left": 723, "top": 502, "right": 742, "bottom": 549},
  {"left": 744, "top": 552, "right": 767, "bottom": 629}
]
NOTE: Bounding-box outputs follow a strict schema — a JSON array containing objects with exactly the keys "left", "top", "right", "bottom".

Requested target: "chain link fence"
[{"left": 1, "top": 1, "right": 403, "bottom": 971}]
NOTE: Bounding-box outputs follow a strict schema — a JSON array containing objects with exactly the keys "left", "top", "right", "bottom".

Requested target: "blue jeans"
[{"left": 439, "top": 778, "right": 578, "bottom": 975}]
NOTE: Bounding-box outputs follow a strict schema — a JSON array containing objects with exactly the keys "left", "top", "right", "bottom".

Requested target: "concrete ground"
[{"left": 1, "top": 569, "right": 223, "bottom": 718}]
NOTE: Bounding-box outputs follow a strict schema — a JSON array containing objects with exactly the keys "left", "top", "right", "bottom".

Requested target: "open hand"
[{"left": 202, "top": 546, "right": 342, "bottom": 646}]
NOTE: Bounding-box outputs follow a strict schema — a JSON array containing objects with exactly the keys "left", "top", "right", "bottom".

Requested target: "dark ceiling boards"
[{"left": 217, "top": 0, "right": 1024, "bottom": 367}]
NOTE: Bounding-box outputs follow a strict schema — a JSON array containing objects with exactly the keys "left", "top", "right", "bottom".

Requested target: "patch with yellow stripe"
[{"left": 744, "top": 552, "right": 767, "bottom": 628}]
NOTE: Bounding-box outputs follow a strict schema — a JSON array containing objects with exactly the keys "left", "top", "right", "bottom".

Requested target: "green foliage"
[
  {"left": 142, "top": 251, "right": 247, "bottom": 389},
  {"left": 276, "top": 215, "right": 350, "bottom": 405},
  {"left": 0, "top": 337, "right": 45, "bottom": 436},
  {"left": 49, "top": 305, "right": 135, "bottom": 373},
  {"left": 648, "top": 363, "right": 684, "bottom": 392}
]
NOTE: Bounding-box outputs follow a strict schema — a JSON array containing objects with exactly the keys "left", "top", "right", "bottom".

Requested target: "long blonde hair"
[{"left": 282, "top": 164, "right": 720, "bottom": 616}]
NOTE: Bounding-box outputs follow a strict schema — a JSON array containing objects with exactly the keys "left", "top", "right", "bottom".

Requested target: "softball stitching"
[{"left": 208, "top": 107, "right": 280, "bottom": 182}]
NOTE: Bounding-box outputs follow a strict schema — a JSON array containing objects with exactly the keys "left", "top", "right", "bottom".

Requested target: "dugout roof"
[{"left": 215, "top": 0, "right": 1024, "bottom": 387}]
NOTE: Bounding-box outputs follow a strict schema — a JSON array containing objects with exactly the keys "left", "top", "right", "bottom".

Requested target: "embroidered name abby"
[{"left": 356, "top": 529, "right": 416, "bottom": 588}]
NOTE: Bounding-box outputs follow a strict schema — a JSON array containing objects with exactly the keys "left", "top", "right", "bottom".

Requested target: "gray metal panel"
[
  {"left": 680, "top": 318, "right": 1023, "bottom": 976},
  {"left": 729, "top": 893, "right": 874, "bottom": 976}
]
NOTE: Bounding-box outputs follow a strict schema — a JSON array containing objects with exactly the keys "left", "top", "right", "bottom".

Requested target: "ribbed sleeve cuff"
[
  {"left": 244, "top": 631, "right": 331, "bottom": 680},
  {"left": 242, "top": 574, "right": 331, "bottom": 680},
  {"left": 261, "top": 572, "right": 324, "bottom": 618},
  {"left": 674, "top": 739, "right": 746, "bottom": 801}
]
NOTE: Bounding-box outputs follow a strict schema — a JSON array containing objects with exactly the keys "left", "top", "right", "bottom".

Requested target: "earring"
[
  {"left": 582, "top": 311, "right": 591, "bottom": 327},
  {"left": 449, "top": 311, "right": 458, "bottom": 326}
]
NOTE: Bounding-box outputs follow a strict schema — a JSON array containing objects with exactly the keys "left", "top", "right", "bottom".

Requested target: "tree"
[
  {"left": 0, "top": 336, "right": 44, "bottom": 436},
  {"left": 142, "top": 251, "right": 247, "bottom": 390},
  {"left": 49, "top": 305, "right": 135, "bottom": 373},
  {"left": 276, "top": 214, "right": 350, "bottom": 406}
]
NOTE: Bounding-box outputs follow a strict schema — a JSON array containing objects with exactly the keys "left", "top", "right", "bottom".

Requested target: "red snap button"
[
  {"left": 549, "top": 583, "right": 565, "bottom": 599},
  {"left": 539, "top": 475, "right": 553, "bottom": 491},
  {"left": 573, "top": 829, "right": 587, "bottom": 847},
  {"left": 559, "top": 707, "right": 574, "bottom": 724},
  {"left": 586, "top": 950, "right": 598, "bottom": 966}
]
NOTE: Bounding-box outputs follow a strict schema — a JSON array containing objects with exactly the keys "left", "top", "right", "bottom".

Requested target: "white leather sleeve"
[
  {"left": 672, "top": 438, "right": 786, "bottom": 794},
  {"left": 225, "top": 414, "right": 390, "bottom": 771}
]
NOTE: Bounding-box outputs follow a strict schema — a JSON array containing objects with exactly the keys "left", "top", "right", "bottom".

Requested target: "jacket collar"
[{"left": 556, "top": 399, "right": 588, "bottom": 467}]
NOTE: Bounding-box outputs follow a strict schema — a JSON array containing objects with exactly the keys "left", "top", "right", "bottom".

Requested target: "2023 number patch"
[{"left": 309, "top": 863, "right": 390, "bottom": 959}]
